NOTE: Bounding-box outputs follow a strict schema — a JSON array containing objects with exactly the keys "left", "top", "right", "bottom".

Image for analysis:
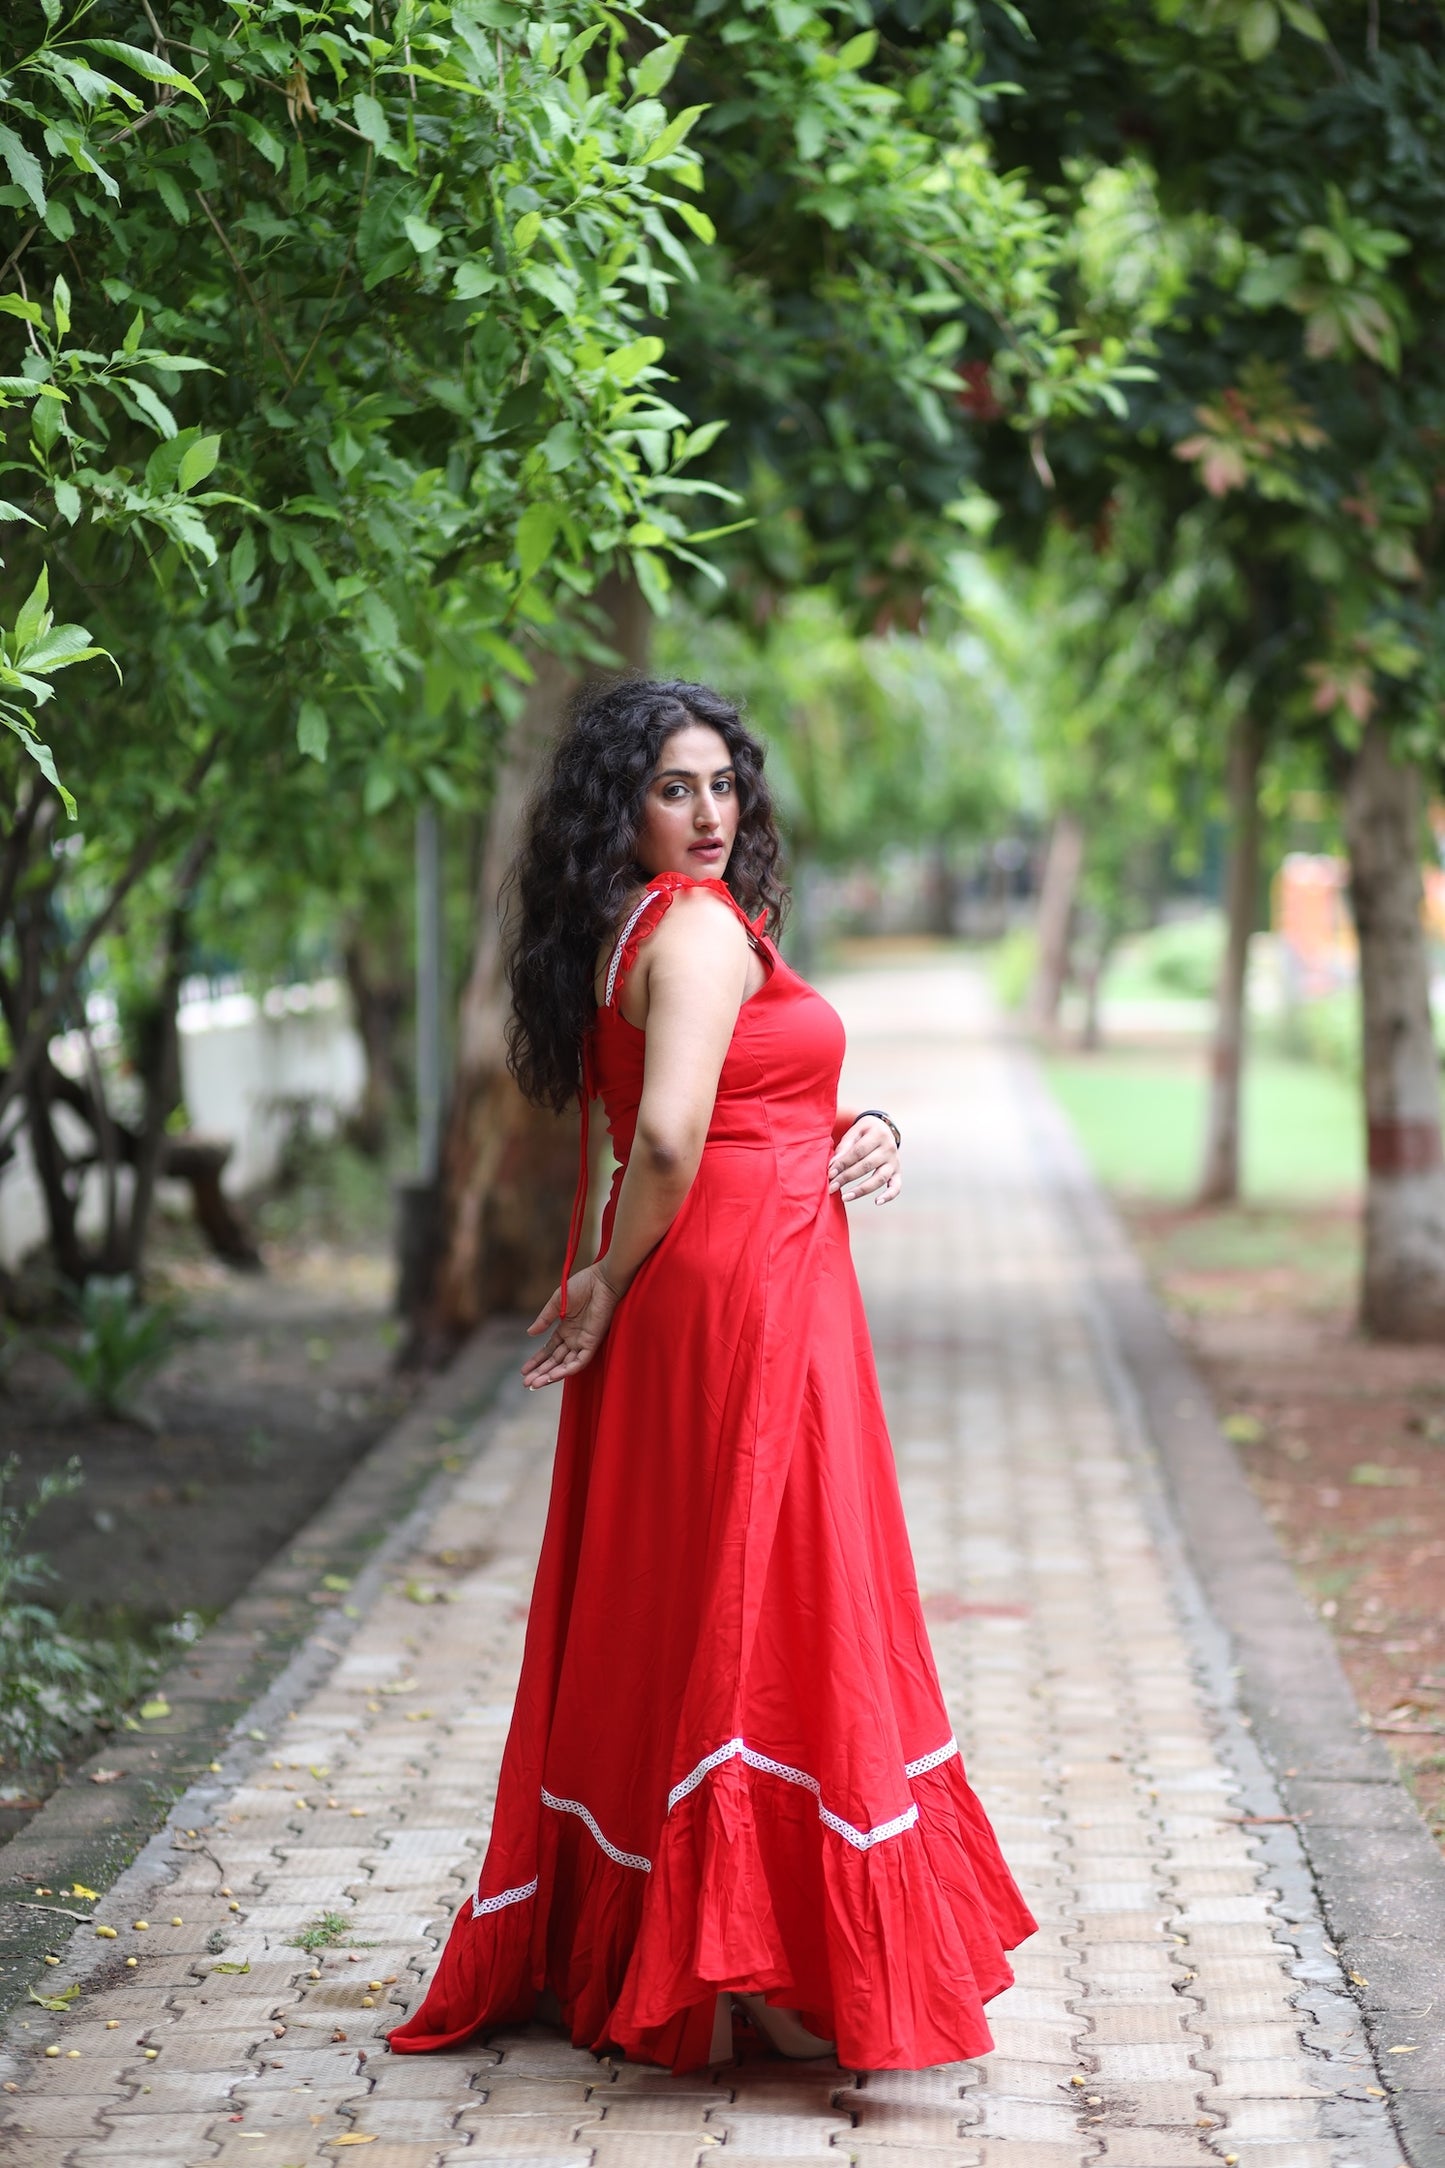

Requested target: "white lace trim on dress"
[
  {"left": 603, "top": 883, "right": 760, "bottom": 1011},
  {"left": 666, "top": 1735, "right": 958, "bottom": 1852},
  {"left": 604, "top": 889, "right": 662, "bottom": 1009},
  {"left": 470, "top": 1875, "right": 539, "bottom": 1918},
  {"left": 470, "top": 1735, "right": 958, "bottom": 1907},
  {"left": 540, "top": 1785, "right": 654, "bottom": 1872}
]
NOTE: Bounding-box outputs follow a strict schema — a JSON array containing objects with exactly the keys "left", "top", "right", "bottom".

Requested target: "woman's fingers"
[
  {"left": 523, "top": 1319, "right": 606, "bottom": 1387},
  {"left": 526, "top": 1287, "right": 564, "bottom": 1336}
]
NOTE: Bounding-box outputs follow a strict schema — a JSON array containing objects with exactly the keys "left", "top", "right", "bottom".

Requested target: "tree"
[
  {"left": 972, "top": 3, "right": 1445, "bottom": 1332},
  {"left": 0, "top": 0, "right": 725, "bottom": 1286},
  {"left": 959, "top": 492, "right": 1246, "bottom": 1040}
]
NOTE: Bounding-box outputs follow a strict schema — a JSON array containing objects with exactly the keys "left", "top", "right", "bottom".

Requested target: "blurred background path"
[{"left": 0, "top": 960, "right": 1415, "bottom": 2168}]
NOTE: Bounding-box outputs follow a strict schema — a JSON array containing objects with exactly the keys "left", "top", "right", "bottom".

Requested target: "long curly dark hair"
[{"left": 505, "top": 678, "right": 788, "bottom": 1112}]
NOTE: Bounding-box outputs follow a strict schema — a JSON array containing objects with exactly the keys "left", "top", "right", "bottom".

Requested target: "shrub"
[
  {"left": 1125, "top": 913, "right": 1224, "bottom": 1001},
  {"left": 45, "top": 1276, "right": 179, "bottom": 1425},
  {"left": 0, "top": 1458, "right": 174, "bottom": 1773}
]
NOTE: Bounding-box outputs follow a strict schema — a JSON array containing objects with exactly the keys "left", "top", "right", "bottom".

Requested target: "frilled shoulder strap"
[
  {"left": 560, "top": 877, "right": 766, "bottom": 1316},
  {"left": 602, "top": 872, "right": 766, "bottom": 1012}
]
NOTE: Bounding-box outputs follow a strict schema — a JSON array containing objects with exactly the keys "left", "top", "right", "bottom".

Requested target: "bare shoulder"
[{"left": 647, "top": 883, "right": 750, "bottom": 965}]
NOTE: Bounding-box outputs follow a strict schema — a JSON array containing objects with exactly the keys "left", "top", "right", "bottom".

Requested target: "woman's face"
[{"left": 634, "top": 722, "right": 740, "bottom": 882}]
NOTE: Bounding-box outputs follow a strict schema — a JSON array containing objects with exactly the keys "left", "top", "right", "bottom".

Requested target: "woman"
[{"left": 390, "top": 679, "right": 1034, "bottom": 2073}]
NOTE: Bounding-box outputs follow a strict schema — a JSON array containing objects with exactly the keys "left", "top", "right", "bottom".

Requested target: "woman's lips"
[{"left": 689, "top": 841, "right": 723, "bottom": 856}]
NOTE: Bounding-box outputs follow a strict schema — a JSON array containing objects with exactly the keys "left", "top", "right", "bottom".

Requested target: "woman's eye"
[{"left": 715, "top": 777, "right": 733, "bottom": 795}]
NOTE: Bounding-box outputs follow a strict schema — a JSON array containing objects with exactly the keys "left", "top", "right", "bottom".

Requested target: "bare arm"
[{"left": 522, "top": 893, "right": 752, "bottom": 1387}]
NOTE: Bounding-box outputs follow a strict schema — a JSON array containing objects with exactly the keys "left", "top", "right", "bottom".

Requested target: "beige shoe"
[{"left": 734, "top": 1991, "right": 834, "bottom": 2059}]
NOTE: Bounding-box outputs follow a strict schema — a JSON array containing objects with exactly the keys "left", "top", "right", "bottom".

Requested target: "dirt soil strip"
[
  {"left": 0, "top": 1320, "right": 524, "bottom": 2028},
  {"left": 1023, "top": 1048, "right": 1445, "bottom": 2168}
]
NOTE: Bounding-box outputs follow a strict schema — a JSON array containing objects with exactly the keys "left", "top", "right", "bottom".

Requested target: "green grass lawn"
[{"left": 1043, "top": 1047, "right": 1363, "bottom": 1201}]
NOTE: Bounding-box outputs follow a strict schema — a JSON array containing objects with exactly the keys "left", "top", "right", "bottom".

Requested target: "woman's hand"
[
  {"left": 522, "top": 1262, "right": 622, "bottom": 1389},
  {"left": 827, "top": 1115, "right": 901, "bottom": 1206}
]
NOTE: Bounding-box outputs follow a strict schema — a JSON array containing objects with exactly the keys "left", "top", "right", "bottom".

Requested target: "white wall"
[{"left": 0, "top": 980, "right": 367, "bottom": 1272}]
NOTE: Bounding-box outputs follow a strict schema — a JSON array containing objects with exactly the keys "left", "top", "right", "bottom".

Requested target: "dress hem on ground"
[{"left": 388, "top": 1748, "right": 1035, "bottom": 2072}]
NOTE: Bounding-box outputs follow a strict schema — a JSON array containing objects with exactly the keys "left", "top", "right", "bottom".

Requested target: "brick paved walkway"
[{"left": 0, "top": 965, "right": 1404, "bottom": 2168}]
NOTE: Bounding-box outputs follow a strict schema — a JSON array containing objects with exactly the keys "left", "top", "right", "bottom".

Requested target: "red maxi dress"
[{"left": 390, "top": 873, "right": 1035, "bottom": 2072}]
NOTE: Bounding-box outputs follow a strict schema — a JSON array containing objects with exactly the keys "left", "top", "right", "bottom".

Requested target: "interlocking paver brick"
[
  {"left": 0, "top": 2092, "right": 121, "bottom": 2137},
  {"left": 820, "top": 2145, "right": 981, "bottom": 2168}
]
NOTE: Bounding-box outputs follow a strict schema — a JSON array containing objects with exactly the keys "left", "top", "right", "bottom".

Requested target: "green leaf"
[
  {"left": 153, "top": 169, "right": 189, "bottom": 225},
  {"left": 210, "top": 1960, "right": 250, "bottom": 1975},
  {"left": 0, "top": 498, "right": 41, "bottom": 526},
  {"left": 630, "top": 545, "right": 671, "bottom": 615},
  {"left": 230, "top": 529, "right": 257, "bottom": 589},
  {"left": 0, "top": 296, "right": 44, "bottom": 326},
  {"left": 32, "top": 394, "right": 64, "bottom": 454},
  {"left": 540, "top": 420, "right": 581, "bottom": 472},
  {"left": 41, "top": 51, "right": 130, "bottom": 107},
  {"left": 453, "top": 262, "right": 497, "bottom": 298},
  {"left": 638, "top": 104, "right": 705, "bottom": 166},
  {"left": 52, "top": 478, "right": 80, "bottom": 525},
  {"left": 516, "top": 501, "right": 562, "bottom": 583},
  {"left": 138, "top": 1696, "right": 170, "bottom": 1720},
  {"left": 29, "top": 1983, "right": 81, "bottom": 2012},
  {"left": 130, "top": 382, "right": 177, "bottom": 440},
  {"left": 15, "top": 730, "right": 77, "bottom": 818},
  {"left": 80, "top": 39, "right": 205, "bottom": 104},
  {"left": 512, "top": 210, "right": 542, "bottom": 253},
  {"left": 353, "top": 93, "right": 392, "bottom": 152},
  {"left": 178, "top": 434, "right": 221, "bottom": 491},
  {"left": 21, "top": 625, "right": 103, "bottom": 673},
  {"left": 1237, "top": 1, "right": 1280, "bottom": 59},
  {"left": 673, "top": 201, "right": 715, "bottom": 246},
  {"left": 51, "top": 275, "right": 70, "bottom": 338},
  {"left": 0, "top": 124, "right": 46, "bottom": 216},
  {"left": 563, "top": 23, "right": 606, "bottom": 67},
  {"left": 631, "top": 37, "right": 686, "bottom": 98},
  {"left": 15, "top": 567, "right": 50, "bottom": 650},
  {"left": 297, "top": 699, "right": 329, "bottom": 761},
  {"left": 363, "top": 767, "right": 397, "bottom": 816},
  {"left": 835, "top": 29, "right": 879, "bottom": 70},
  {"left": 402, "top": 214, "right": 443, "bottom": 254},
  {"left": 680, "top": 418, "right": 727, "bottom": 463},
  {"left": 122, "top": 309, "right": 144, "bottom": 356},
  {"left": 603, "top": 337, "right": 665, "bottom": 385},
  {"left": 522, "top": 264, "right": 577, "bottom": 315},
  {"left": 1280, "top": 0, "right": 1328, "bottom": 34}
]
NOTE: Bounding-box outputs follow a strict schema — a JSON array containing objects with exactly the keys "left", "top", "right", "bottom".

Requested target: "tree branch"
[
  {"left": 194, "top": 192, "right": 296, "bottom": 387},
  {"left": 0, "top": 782, "right": 45, "bottom": 938},
  {"left": 0, "top": 734, "right": 223, "bottom": 1128},
  {"left": 0, "top": 225, "right": 37, "bottom": 288}
]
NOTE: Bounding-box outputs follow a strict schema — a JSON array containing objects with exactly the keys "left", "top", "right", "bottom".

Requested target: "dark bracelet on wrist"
[{"left": 857, "top": 1108, "right": 901, "bottom": 1150}]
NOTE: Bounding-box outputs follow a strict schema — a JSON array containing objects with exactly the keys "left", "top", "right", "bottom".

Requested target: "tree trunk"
[
  {"left": 1078, "top": 932, "right": 1113, "bottom": 1052},
  {"left": 342, "top": 931, "right": 408, "bottom": 1157},
  {"left": 1197, "top": 708, "right": 1265, "bottom": 1206},
  {"left": 415, "top": 574, "right": 651, "bottom": 1355},
  {"left": 1343, "top": 720, "right": 1445, "bottom": 1340},
  {"left": 121, "top": 836, "right": 211, "bottom": 1281},
  {"left": 924, "top": 836, "right": 954, "bottom": 937},
  {"left": 1030, "top": 810, "right": 1084, "bottom": 1031}
]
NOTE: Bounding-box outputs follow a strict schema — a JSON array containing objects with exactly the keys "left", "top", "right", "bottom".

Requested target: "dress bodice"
[{"left": 588, "top": 873, "right": 846, "bottom": 1169}]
